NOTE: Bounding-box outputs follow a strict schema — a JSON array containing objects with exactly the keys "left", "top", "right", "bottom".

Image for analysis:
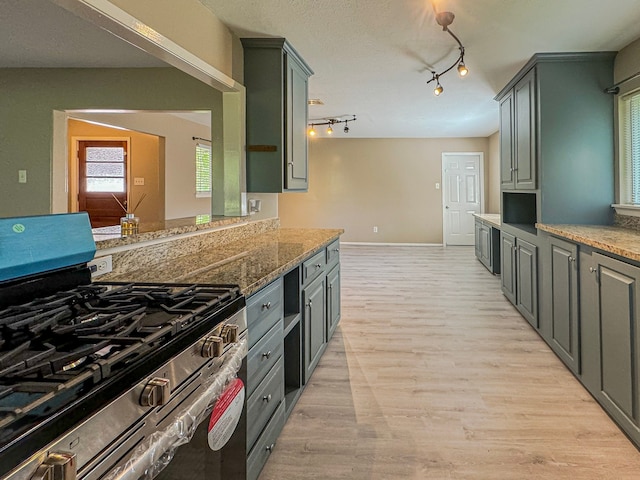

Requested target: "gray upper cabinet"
[
  {"left": 513, "top": 69, "right": 536, "bottom": 190},
  {"left": 496, "top": 52, "right": 615, "bottom": 226},
  {"left": 242, "top": 38, "right": 314, "bottom": 192},
  {"left": 499, "top": 92, "right": 515, "bottom": 189},
  {"left": 500, "top": 69, "right": 536, "bottom": 190}
]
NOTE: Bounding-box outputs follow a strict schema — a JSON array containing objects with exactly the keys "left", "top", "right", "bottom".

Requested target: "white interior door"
[{"left": 442, "top": 153, "right": 483, "bottom": 246}]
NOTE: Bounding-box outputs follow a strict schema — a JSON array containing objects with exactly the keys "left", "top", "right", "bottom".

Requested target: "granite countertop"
[
  {"left": 93, "top": 215, "right": 247, "bottom": 248},
  {"left": 537, "top": 224, "right": 640, "bottom": 262},
  {"left": 106, "top": 228, "right": 343, "bottom": 296},
  {"left": 473, "top": 213, "right": 501, "bottom": 228}
]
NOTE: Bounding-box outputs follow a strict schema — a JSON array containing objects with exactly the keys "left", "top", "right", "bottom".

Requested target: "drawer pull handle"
[
  {"left": 263, "top": 394, "right": 272, "bottom": 402},
  {"left": 333, "top": 248, "right": 339, "bottom": 253},
  {"left": 315, "top": 263, "right": 322, "bottom": 269},
  {"left": 590, "top": 267, "right": 596, "bottom": 273},
  {"left": 266, "top": 443, "right": 275, "bottom": 452},
  {"left": 262, "top": 301, "right": 271, "bottom": 310},
  {"left": 262, "top": 351, "right": 271, "bottom": 359}
]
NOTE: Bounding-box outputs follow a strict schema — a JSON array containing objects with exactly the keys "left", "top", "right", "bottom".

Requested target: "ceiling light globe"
[
  {"left": 434, "top": 84, "right": 444, "bottom": 96},
  {"left": 308, "top": 127, "right": 316, "bottom": 137},
  {"left": 457, "top": 63, "right": 469, "bottom": 77},
  {"left": 344, "top": 125, "right": 349, "bottom": 133},
  {"left": 327, "top": 126, "right": 333, "bottom": 134}
]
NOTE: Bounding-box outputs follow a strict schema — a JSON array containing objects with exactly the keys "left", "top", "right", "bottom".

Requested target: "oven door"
[
  {"left": 154, "top": 357, "right": 247, "bottom": 480},
  {"left": 102, "top": 338, "right": 247, "bottom": 480}
]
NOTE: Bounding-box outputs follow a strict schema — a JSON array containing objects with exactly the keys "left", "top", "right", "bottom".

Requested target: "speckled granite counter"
[
  {"left": 538, "top": 224, "right": 640, "bottom": 262},
  {"left": 473, "top": 213, "right": 501, "bottom": 228},
  {"left": 104, "top": 228, "right": 343, "bottom": 296},
  {"left": 93, "top": 215, "right": 247, "bottom": 248}
]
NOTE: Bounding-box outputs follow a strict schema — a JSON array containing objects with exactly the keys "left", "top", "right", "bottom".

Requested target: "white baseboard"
[{"left": 340, "top": 242, "right": 444, "bottom": 247}]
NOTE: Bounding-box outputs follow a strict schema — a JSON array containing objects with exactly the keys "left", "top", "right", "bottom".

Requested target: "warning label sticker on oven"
[{"left": 207, "top": 378, "right": 245, "bottom": 451}]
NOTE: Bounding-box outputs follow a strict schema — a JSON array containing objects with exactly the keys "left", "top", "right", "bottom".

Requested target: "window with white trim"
[
  {"left": 620, "top": 90, "right": 640, "bottom": 204},
  {"left": 195, "top": 143, "right": 212, "bottom": 198}
]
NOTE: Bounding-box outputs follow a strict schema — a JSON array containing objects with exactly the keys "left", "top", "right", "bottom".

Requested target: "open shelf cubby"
[
  {"left": 503, "top": 192, "right": 538, "bottom": 230},
  {"left": 282, "top": 266, "right": 303, "bottom": 418}
]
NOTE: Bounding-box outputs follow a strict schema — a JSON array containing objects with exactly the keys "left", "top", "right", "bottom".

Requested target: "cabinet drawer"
[
  {"left": 247, "top": 401, "right": 285, "bottom": 480},
  {"left": 326, "top": 239, "right": 340, "bottom": 267},
  {"left": 302, "top": 249, "right": 326, "bottom": 285},
  {"left": 247, "top": 321, "right": 283, "bottom": 395},
  {"left": 247, "top": 357, "right": 284, "bottom": 449},
  {"left": 247, "top": 279, "right": 283, "bottom": 348}
]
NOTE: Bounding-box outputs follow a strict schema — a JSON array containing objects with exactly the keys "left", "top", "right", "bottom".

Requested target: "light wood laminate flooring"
[{"left": 259, "top": 245, "right": 640, "bottom": 479}]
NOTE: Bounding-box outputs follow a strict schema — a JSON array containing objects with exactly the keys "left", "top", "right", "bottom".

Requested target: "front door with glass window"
[{"left": 78, "top": 140, "right": 128, "bottom": 228}]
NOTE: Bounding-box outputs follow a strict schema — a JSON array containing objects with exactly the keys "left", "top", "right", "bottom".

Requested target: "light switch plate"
[
  {"left": 18, "top": 170, "right": 27, "bottom": 183},
  {"left": 134, "top": 177, "right": 145, "bottom": 186}
]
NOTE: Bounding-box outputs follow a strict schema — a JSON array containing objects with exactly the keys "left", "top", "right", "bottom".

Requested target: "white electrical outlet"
[
  {"left": 373, "top": 226, "right": 378, "bottom": 233},
  {"left": 18, "top": 170, "right": 27, "bottom": 183},
  {"left": 88, "top": 255, "right": 113, "bottom": 277},
  {"left": 134, "top": 177, "right": 145, "bottom": 186}
]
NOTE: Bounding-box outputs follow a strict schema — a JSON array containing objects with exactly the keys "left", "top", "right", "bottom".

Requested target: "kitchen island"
[{"left": 96, "top": 222, "right": 342, "bottom": 480}]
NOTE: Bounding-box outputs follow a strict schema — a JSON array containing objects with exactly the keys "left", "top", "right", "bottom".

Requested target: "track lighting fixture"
[
  {"left": 426, "top": 9, "right": 468, "bottom": 96},
  {"left": 308, "top": 115, "right": 357, "bottom": 136}
]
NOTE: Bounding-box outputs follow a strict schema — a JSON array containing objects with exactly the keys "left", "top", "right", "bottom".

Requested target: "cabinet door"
[
  {"left": 593, "top": 253, "right": 640, "bottom": 431},
  {"left": 513, "top": 69, "right": 536, "bottom": 190},
  {"left": 326, "top": 265, "right": 341, "bottom": 341},
  {"left": 516, "top": 238, "right": 538, "bottom": 328},
  {"left": 285, "top": 56, "right": 309, "bottom": 190},
  {"left": 474, "top": 220, "right": 482, "bottom": 259},
  {"left": 303, "top": 276, "right": 326, "bottom": 382},
  {"left": 499, "top": 92, "right": 515, "bottom": 189},
  {"left": 549, "top": 237, "right": 579, "bottom": 373},
  {"left": 479, "top": 223, "right": 492, "bottom": 269},
  {"left": 501, "top": 231, "right": 516, "bottom": 304}
]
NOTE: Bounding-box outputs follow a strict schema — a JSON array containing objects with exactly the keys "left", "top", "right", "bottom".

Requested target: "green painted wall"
[{"left": 0, "top": 68, "right": 223, "bottom": 217}]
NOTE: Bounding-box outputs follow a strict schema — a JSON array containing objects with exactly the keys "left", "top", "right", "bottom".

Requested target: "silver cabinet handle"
[
  {"left": 262, "top": 301, "right": 271, "bottom": 310},
  {"left": 263, "top": 394, "right": 272, "bottom": 402},
  {"left": 266, "top": 443, "right": 275, "bottom": 452},
  {"left": 568, "top": 256, "right": 574, "bottom": 262},
  {"left": 262, "top": 351, "right": 271, "bottom": 359},
  {"left": 589, "top": 266, "right": 596, "bottom": 273},
  {"left": 316, "top": 263, "right": 322, "bottom": 269}
]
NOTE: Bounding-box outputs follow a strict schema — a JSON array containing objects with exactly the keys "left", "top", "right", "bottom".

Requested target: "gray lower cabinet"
[
  {"left": 580, "top": 252, "right": 640, "bottom": 445},
  {"left": 303, "top": 274, "right": 327, "bottom": 383},
  {"left": 245, "top": 239, "right": 341, "bottom": 477},
  {"left": 475, "top": 219, "right": 501, "bottom": 274},
  {"left": 547, "top": 237, "right": 579, "bottom": 373},
  {"left": 516, "top": 238, "right": 538, "bottom": 328},
  {"left": 501, "top": 231, "right": 517, "bottom": 304},
  {"left": 327, "top": 264, "right": 341, "bottom": 340},
  {"left": 246, "top": 281, "right": 285, "bottom": 480},
  {"left": 501, "top": 231, "right": 538, "bottom": 328}
]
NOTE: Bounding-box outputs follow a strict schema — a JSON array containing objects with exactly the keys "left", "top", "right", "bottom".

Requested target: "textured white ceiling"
[
  {"left": 200, "top": 0, "right": 640, "bottom": 138},
  {"left": 3, "top": 1, "right": 640, "bottom": 139}
]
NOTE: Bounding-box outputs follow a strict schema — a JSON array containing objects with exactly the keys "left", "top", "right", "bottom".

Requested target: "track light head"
[
  {"left": 457, "top": 61, "right": 469, "bottom": 77},
  {"left": 434, "top": 81, "right": 443, "bottom": 96},
  {"left": 308, "top": 125, "right": 316, "bottom": 137},
  {"left": 344, "top": 122, "right": 349, "bottom": 134}
]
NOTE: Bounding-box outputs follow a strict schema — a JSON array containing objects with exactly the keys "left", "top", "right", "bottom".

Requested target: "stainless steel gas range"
[{"left": 0, "top": 213, "right": 248, "bottom": 480}]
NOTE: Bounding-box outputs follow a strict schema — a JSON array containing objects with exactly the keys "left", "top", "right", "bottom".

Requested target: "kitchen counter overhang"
[{"left": 104, "top": 228, "right": 344, "bottom": 296}]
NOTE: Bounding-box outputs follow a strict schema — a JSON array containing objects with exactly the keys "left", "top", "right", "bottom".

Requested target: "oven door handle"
[{"left": 103, "top": 338, "right": 247, "bottom": 480}]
